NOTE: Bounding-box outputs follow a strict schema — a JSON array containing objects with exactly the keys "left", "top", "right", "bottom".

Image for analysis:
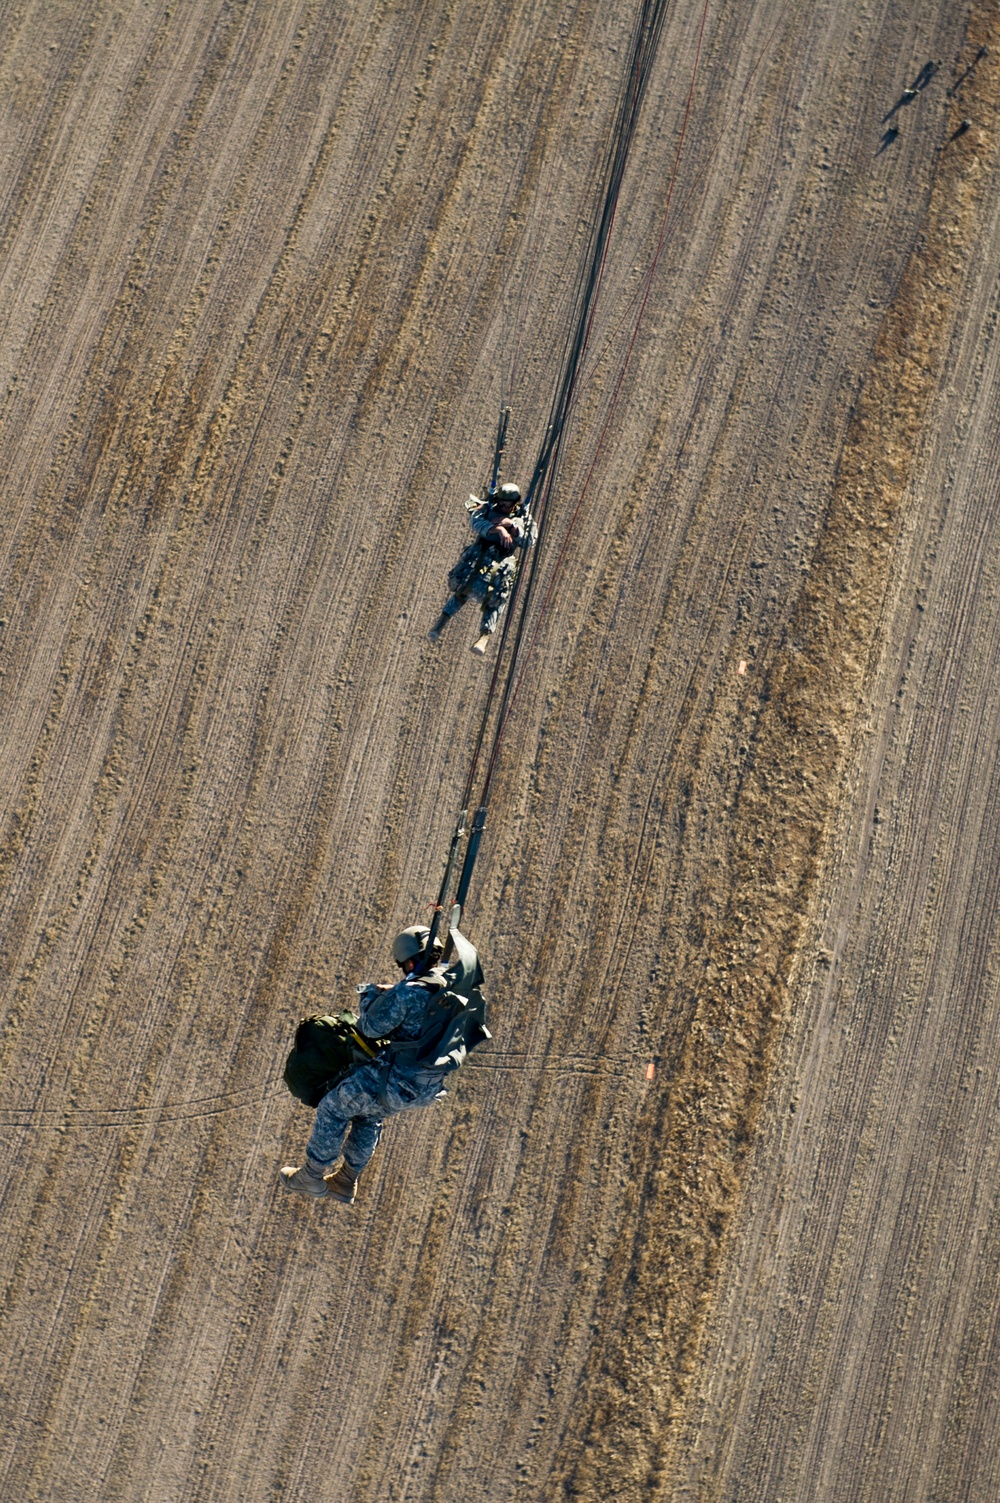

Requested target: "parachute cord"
[
  {"left": 488, "top": 0, "right": 796, "bottom": 788},
  {"left": 578, "top": 0, "right": 795, "bottom": 396},
  {"left": 432, "top": 0, "right": 795, "bottom": 931},
  {"left": 477, "top": 0, "right": 713, "bottom": 804},
  {"left": 458, "top": 0, "right": 670, "bottom": 809},
  {"left": 522, "top": 0, "right": 672, "bottom": 514},
  {"left": 447, "top": 0, "right": 706, "bottom": 915},
  {"left": 502, "top": 0, "right": 795, "bottom": 732}
]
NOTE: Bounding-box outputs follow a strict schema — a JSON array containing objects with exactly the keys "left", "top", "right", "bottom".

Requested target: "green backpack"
[{"left": 282, "top": 1011, "right": 388, "bottom": 1108}]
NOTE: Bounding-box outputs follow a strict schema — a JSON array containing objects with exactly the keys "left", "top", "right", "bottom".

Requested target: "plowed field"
[{"left": 3, "top": 3, "right": 1000, "bottom": 1500}]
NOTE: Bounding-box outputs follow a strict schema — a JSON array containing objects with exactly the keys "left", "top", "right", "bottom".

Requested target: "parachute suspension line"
[
  {"left": 426, "top": 806, "right": 467, "bottom": 953},
  {"left": 434, "top": 0, "right": 679, "bottom": 937},
  {"left": 428, "top": 0, "right": 795, "bottom": 952},
  {"left": 496, "top": 0, "right": 713, "bottom": 744},
  {"left": 515, "top": 0, "right": 794, "bottom": 733},
  {"left": 424, "top": 402, "right": 512, "bottom": 951},
  {"left": 521, "top": 0, "right": 673, "bottom": 518},
  {"left": 470, "top": 0, "right": 796, "bottom": 872},
  {"left": 577, "top": 0, "right": 795, "bottom": 397},
  {"left": 489, "top": 405, "right": 510, "bottom": 497},
  {"left": 473, "top": 0, "right": 713, "bottom": 813}
]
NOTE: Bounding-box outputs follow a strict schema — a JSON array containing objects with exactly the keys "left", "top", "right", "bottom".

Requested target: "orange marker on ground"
[
  {"left": 737, "top": 659, "right": 747, "bottom": 675},
  {"left": 645, "top": 1062, "right": 655, "bottom": 1081}
]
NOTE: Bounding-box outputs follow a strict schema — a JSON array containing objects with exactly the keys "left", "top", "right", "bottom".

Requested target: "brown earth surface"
[{"left": 2, "top": 3, "right": 999, "bottom": 1500}]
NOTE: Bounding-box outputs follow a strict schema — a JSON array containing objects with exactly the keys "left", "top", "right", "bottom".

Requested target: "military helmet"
[
  {"left": 498, "top": 482, "right": 521, "bottom": 504},
  {"left": 391, "top": 925, "right": 430, "bottom": 964}
]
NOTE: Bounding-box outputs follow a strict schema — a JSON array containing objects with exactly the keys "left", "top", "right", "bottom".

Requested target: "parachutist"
[
  {"left": 883, "top": 61, "right": 938, "bottom": 122},
  {"left": 280, "top": 926, "right": 488, "bottom": 1204},
  {"left": 951, "top": 118, "right": 972, "bottom": 140},
  {"left": 430, "top": 482, "right": 537, "bottom": 650}
]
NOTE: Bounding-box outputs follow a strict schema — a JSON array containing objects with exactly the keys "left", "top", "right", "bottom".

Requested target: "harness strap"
[
  {"left": 348, "top": 1027, "right": 377, "bottom": 1058},
  {"left": 375, "top": 1057, "right": 395, "bottom": 1112}
]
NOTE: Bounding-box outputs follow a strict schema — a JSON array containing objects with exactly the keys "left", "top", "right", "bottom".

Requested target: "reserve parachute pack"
[{"left": 282, "top": 928, "right": 490, "bottom": 1109}]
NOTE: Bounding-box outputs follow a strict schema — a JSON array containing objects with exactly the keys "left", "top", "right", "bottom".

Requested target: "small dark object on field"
[
  {"left": 877, "top": 126, "right": 900, "bottom": 154},
  {"left": 950, "top": 118, "right": 972, "bottom": 141}
]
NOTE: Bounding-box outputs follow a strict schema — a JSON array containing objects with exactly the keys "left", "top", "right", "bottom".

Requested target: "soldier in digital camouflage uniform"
[
  {"left": 429, "top": 481, "right": 537, "bottom": 654},
  {"left": 280, "top": 926, "right": 449, "bottom": 1205}
]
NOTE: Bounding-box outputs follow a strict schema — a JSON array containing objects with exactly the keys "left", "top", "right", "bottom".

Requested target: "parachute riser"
[
  {"left": 425, "top": 807, "right": 468, "bottom": 961},
  {"left": 421, "top": 803, "right": 487, "bottom": 972},
  {"left": 454, "top": 804, "right": 488, "bottom": 918},
  {"left": 487, "top": 405, "right": 511, "bottom": 499}
]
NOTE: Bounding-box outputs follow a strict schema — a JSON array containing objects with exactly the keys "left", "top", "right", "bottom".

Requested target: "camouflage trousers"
[
  {"left": 306, "top": 1061, "right": 446, "bottom": 1176},
  {"left": 444, "top": 544, "right": 518, "bottom": 635}
]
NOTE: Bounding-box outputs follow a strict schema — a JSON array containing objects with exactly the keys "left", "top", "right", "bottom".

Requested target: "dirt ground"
[{"left": 2, "top": 2, "right": 999, "bottom": 1500}]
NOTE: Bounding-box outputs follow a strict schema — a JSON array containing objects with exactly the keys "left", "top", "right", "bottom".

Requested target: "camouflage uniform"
[
  {"left": 305, "top": 972, "right": 448, "bottom": 1177},
  {"left": 440, "top": 496, "right": 537, "bottom": 635}
]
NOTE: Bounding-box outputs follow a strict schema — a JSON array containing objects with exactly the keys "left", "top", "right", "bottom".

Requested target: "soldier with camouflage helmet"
[
  {"left": 429, "top": 482, "right": 537, "bottom": 654},
  {"left": 280, "top": 925, "right": 450, "bottom": 1205}
]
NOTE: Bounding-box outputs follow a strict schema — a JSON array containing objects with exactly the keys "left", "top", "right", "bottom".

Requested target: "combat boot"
[
  {"left": 279, "top": 1163, "right": 329, "bottom": 1198},
  {"left": 470, "top": 633, "right": 490, "bottom": 655},
  {"left": 325, "top": 1164, "right": 358, "bottom": 1204}
]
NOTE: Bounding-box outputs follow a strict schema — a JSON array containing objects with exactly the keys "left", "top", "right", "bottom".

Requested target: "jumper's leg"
[{"left": 429, "top": 594, "right": 464, "bottom": 641}]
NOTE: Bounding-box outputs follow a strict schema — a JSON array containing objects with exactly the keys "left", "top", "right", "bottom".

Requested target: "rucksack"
[{"left": 283, "top": 1011, "right": 388, "bottom": 1108}]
